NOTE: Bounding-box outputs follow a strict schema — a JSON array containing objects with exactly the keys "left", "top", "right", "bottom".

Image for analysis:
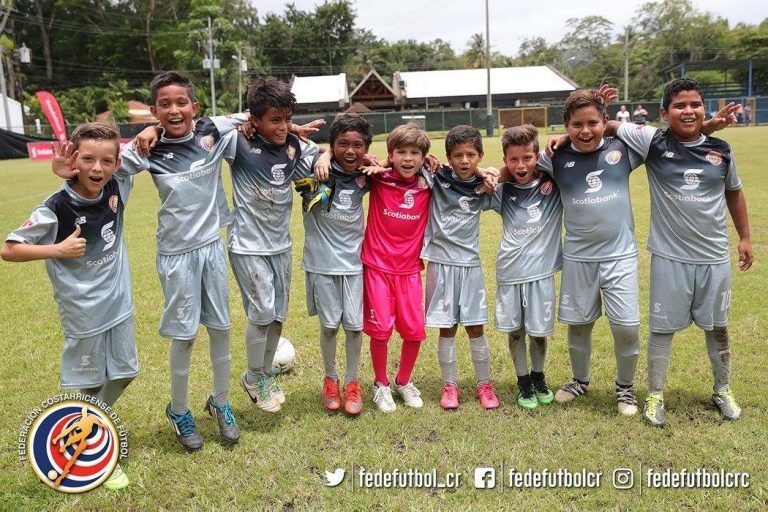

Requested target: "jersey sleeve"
[
  {"left": 118, "top": 143, "right": 150, "bottom": 177},
  {"left": 205, "top": 114, "right": 246, "bottom": 137},
  {"left": 113, "top": 174, "right": 134, "bottom": 207},
  {"left": 724, "top": 152, "right": 742, "bottom": 191},
  {"left": 421, "top": 168, "right": 436, "bottom": 188},
  {"left": 537, "top": 150, "right": 554, "bottom": 176},
  {"left": 627, "top": 146, "right": 645, "bottom": 170},
  {"left": 295, "top": 139, "right": 320, "bottom": 179},
  {"left": 6, "top": 205, "right": 58, "bottom": 246},
  {"left": 617, "top": 123, "right": 656, "bottom": 160}
]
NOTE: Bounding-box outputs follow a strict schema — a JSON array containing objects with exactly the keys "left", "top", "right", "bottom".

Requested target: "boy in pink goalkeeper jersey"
[{"left": 362, "top": 123, "right": 432, "bottom": 413}]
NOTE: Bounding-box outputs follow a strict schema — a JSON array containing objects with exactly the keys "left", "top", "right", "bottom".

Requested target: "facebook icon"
[{"left": 474, "top": 467, "right": 497, "bottom": 489}]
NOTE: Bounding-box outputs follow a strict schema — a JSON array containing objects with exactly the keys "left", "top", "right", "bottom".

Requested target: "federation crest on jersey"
[
  {"left": 108, "top": 195, "right": 119, "bottom": 213},
  {"left": 705, "top": 151, "right": 723, "bottom": 166},
  {"left": 458, "top": 196, "right": 471, "bottom": 212},
  {"left": 417, "top": 176, "right": 428, "bottom": 189},
  {"left": 540, "top": 180, "right": 553, "bottom": 196},
  {"left": 585, "top": 170, "right": 604, "bottom": 193},
  {"left": 604, "top": 150, "right": 622, "bottom": 165},
  {"left": 286, "top": 145, "right": 296, "bottom": 161},
  {"left": 681, "top": 169, "right": 703, "bottom": 190},
  {"left": 400, "top": 190, "right": 416, "bottom": 209},
  {"left": 21, "top": 219, "right": 34, "bottom": 228},
  {"left": 474, "top": 184, "right": 486, "bottom": 195},
  {"left": 200, "top": 135, "right": 215, "bottom": 152}
]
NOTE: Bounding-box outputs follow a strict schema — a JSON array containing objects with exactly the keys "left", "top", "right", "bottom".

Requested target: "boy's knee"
[
  {"left": 321, "top": 326, "right": 339, "bottom": 338},
  {"left": 465, "top": 325, "right": 484, "bottom": 338}
]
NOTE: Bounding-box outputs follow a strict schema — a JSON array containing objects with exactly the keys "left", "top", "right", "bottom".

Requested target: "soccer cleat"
[
  {"left": 712, "top": 389, "right": 742, "bottom": 421},
  {"left": 554, "top": 379, "right": 589, "bottom": 403},
  {"left": 616, "top": 383, "right": 639, "bottom": 416},
  {"left": 440, "top": 383, "right": 460, "bottom": 410},
  {"left": 476, "top": 382, "right": 500, "bottom": 409},
  {"left": 240, "top": 371, "right": 281, "bottom": 413},
  {"left": 266, "top": 372, "right": 286, "bottom": 405},
  {"left": 532, "top": 373, "right": 555, "bottom": 405},
  {"left": 204, "top": 395, "right": 240, "bottom": 444},
  {"left": 517, "top": 381, "right": 539, "bottom": 409},
  {"left": 295, "top": 176, "right": 335, "bottom": 213},
  {"left": 372, "top": 383, "right": 396, "bottom": 413},
  {"left": 103, "top": 464, "right": 129, "bottom": 491},
  {"left": 343, "top": 380, "right": 363, "bottom": 416},
  {"left": 643, "top": 393, "right": 666, "bottom": 427},
  {"left": 165, "top": 404, "right": 204, "bottom": 452},
  {"left": 395, "top": 381, "right": 424, "bottom": 408},
  {"left": 322, "top": 376, "right": 341, "bottom": 411}
]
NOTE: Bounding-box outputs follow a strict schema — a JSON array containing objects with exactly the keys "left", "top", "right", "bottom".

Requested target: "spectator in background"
[
  {"left": 633, "top": 104, "right": 648, "bottom": 125},
  {"left": 616, "top": 105, "right": 631, "bottom": 123}
]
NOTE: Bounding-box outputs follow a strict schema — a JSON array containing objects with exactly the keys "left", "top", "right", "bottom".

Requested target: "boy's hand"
[
  {"left": 56, "top": 224, "right": 86, "bottom": 258},
  {"left": 52, "top": 142, "right": 78, "bottom": 179},
  {"left": 477, "top": 166, "right": 499, "bottom": 193},
  {"left": 738, "top": 238, "right": 753, "bottom": 271},
  {"left": 360, "top": 165, "right": 390, "bottom": 176},
  {"left": 133, "top": 125, "right": 162, "bottom": 156},
  {"left": 598, "top": 84, "right": 619, "bottom": 104},
  {"left": 293, "top": 119, "right": 326, "bottom": 143},
  {"left": 546, "top": 134, "right": 570, "bottom": 156},
  {"left": 362, "top": 154, "right": 380, "bottom": 167},
  {"left": 424, "top": 154, "right": 440, "bottom": 173},
  {"left": 238, "top": 120, "right": 257, "bottom": 139},
  {"left": 703, "top": 102, "right": 741, "bottom": 134},
  {"left": 313, "top": 150, "right": 332, "bottom": 181}
]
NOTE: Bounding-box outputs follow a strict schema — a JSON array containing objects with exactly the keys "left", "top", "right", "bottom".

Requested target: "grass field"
[{"left": 1, "top": 127, "right": 766, "bottom": 510}]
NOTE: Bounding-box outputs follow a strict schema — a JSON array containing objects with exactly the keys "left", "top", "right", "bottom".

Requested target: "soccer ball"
[{"left": 271, "top": 337, "right": 296, "bottom": 374}]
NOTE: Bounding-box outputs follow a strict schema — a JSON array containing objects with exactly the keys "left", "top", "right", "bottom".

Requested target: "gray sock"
[
  {"left": 469, "top": 335, "right": 491, "bottom": 385},
  {"left": 170, "top": 339, "right": 194, "bottom": 414},
  {"left": 705, "top": 326, "right": 731, "bottom": 393},
  {"left": 647, "top": 331, "right": 674, "bottom": 395},
  {"left": 99, "top": 378, "right": 134, "bottom": 406},
  {"left": 437, "top": 336, "right": 457, "bottom": 385},
  {"left": 80, "top": 386, "right": 102, "bottom": 401},
  {"left": 319, "top": 326, "right": 339, "bottom": 380},
  {"left": 245, "top": 323, "right": 268, "bottom": 384},
  {"left": 262, "top": 321, "right": 283, "bottom": 374},
  {"left": 567, "top": 323, "right": 594, "bottom": 382},
  {"left": 507, "top": 330, "right": 529, "bottom": 377},
  {"left": 529, "top": 336, "right": 547, "bottom": 373},
  {"left": 207, "top": 326, "right": 231, "bottom": 404},
  {"left": 344, "top": 329, "right": 363, "bottom": 384},
  {"left": 610, "top": 323, "right": 640, "bottom": 386}
]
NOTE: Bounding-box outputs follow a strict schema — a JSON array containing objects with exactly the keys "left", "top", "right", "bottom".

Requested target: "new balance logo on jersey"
[
  {"left": 585, "top": 170, "right": 604, "bottom": 193},
  {"left": 681, "top": 169, "right": 703, "bottom": 190},
  {"left": 662, "top": 151, "right": 675, "bottom": 159},
  {"left": 269, "top": 163, "right": 288, "bottom": 185},
  {"left": 250, "top": 147, "right": 262, "bottom": 154},
  {"left": 458, "top": 196, "right": 471, "bottom": 212},
  {"left": 399, "top": 190, "right": 416, "bottom": 209},
  {"left": 101, "top": 221, "right": 116, "bottom": 251},
  {"left": 526, "top": 201, "right": 542, "bottom": 223},
  {"left": 564, "top": 161, "right": 575, "bottom": 168},
  {"left": 440, "top": 181, "right": 451, "bottom": 189},
  {"left": 335, "top": 189, "right": 353, "bottom": 210},
  {"left": 161, "top": 152, "right": 174, "bottom": 160},
  {"left": 74, "top": 216, "right": 86, "bottom": 225}
]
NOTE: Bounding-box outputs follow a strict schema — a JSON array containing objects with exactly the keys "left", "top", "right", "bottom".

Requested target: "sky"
[{"left": 254, "top": 0, "right": 768, "bottom": 56}]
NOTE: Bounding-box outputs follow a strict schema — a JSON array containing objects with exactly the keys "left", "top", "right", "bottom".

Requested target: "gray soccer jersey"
[
  {"left": 539, "top": 138, "right": 643, "bottom": 262},
  {"left": 224, "top": 132, "right": 318, "bottom": 255},
  {"left": 420, "top": 165, "right": 494, "bottom": 266},
  {"left": 493, "top": 177, "right": 563, "bottom": 284},
  {"left": 6, "top": 178, "right": 133, "bottom": 337},
  {"left": 617, "top": 123, "right": 742, "bottom": 264},
  {"left": 119, "top": 116, "right": 236, "bottom": 256},
  {"left": 302, "top": 162, "right": 368, "bottom": 274}
]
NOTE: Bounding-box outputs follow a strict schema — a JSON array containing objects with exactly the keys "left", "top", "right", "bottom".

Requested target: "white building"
[{"left": 0, "top": 93, "right": 24, "bottom": 134}]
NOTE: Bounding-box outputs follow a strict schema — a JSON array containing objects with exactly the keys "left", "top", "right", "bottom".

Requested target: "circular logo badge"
[
  {"left": 604, "top": 150, "right": 622, "bottom": 165},
  {"left": 200, "top": 135, "right": 215, "bottom": 152},
  {"left": 540, "top": 180, "right": 553, "bottom": 196},
  {"left": 27, "top": 400, "right": 119, "bottom": 493},
  {"left": 705, "top": 151, "right": 723, "bottom": 166}
]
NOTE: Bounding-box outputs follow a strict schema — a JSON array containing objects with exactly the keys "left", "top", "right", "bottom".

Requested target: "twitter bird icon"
[{"left": 325, "top": 468, "right": 346, "bottom": 487}]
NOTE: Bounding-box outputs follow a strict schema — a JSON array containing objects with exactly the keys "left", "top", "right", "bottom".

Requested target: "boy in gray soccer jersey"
[
  {"left": 219, "top": 77, "right": 319, "bottom": 414},
  {"left": 421, "top": 125, "right": 500, "bottom": 410},
  {"left": 302, "top": 114, "right": 371, "bottom": 415},
  {"left": 117, "top": 72, "right": 240, "bottom": 451},
  {"left": 540, "top": 89, "right": 644, "bottom": 416},
  {"left": 492, "top": 125, "right": 562, "bottom": 410},
  {"left": 611, "top": 78, "right": 753, "bottom": 426},
  {"left": 2, "top": 123, "right": 136, "bottom": 490}
]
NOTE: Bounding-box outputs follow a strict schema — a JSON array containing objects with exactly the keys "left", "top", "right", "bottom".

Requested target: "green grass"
[{"left": 1, "top": 127, "right": 767, "bottom": 510}]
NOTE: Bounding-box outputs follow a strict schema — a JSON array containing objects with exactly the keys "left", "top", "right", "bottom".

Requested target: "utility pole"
[
  {"left": 232, "top": 46, "right": 247, "bottom": 113},
  {"left": 623, "top": 29, "right": 629, "bottom": 102},
  {"left": 485, "top": 0, "right": 493, "bottom": 136},
  {"left": 0, "top": 47, "right": 11, "bottom": 131},
  {"left": 207, "top": 16, "right": 217, "bottom": 115}
]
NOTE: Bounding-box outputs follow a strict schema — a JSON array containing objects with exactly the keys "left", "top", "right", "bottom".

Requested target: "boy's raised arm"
[
  {"left": 1, "top": 225, "right": 85, "bottom": 262},
  {"left": 725, "top": 189, "right": 753, "bottom": 271}
]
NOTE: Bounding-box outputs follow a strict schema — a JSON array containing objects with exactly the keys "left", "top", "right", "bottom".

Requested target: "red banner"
[
  {"left": 35, "top": 91, "right": 68, "bottom": 143},
  {"left": 27, "top": 139, "right": 133, "bottom": 161}
]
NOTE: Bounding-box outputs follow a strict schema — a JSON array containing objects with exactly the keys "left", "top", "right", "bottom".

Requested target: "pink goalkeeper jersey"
[{"left": 361, "top": 170, "right": 431, "bottom": 275}]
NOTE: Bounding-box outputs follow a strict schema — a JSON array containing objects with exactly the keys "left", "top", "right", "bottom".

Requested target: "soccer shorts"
[
  {"left": 306, "top": 272, "right": 364, "bottom": 331},
  {"left": 230, "top": 250, "right": 292, "bottom": 325},
  {"left": 157, "top": 239, "right": 230, "bottom": 340},
  {"left": 649, "top": 255, "right": 731, "bottom": 333},
  {"left": 558, "top": 256, "right": 640, "bottom": 326},
  {"left": 363, "top": 267, "right": 426, "bottom": 341},
  {"left": 425, "top": 262, "right": 488, "bottom": 328},
  {"left": 495, "top": 276, "right": 556, "bottom": 336},
  {"left": 60, "top": 316, "right": 140, "bottom": 389}
]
